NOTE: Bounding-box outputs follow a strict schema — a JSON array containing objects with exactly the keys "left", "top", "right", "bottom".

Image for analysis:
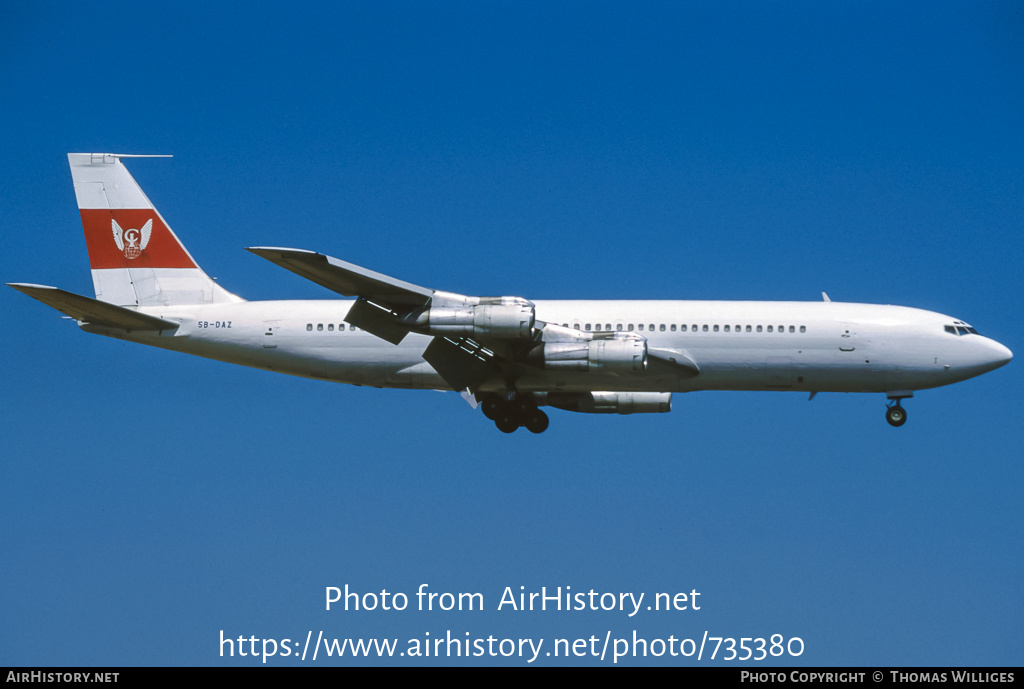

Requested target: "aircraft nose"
[
  {"left": 990, "top": 340, "right": 1012, "bottom": 368},
  {"left": 977, "top": 338, "right": 1012, "bottom": 374}
]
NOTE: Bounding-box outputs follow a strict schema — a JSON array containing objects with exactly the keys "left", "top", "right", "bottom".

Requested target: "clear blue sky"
[{"left": 2, "top": 1, "right": 1021, "bottom": 666}]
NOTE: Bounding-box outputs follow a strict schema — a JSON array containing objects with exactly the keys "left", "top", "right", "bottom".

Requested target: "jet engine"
[
  {"left": 535, "top": 336, "right": 647, "bottom": 373},
  {"left": 412, "top": 297, "right": 536, "bottom": 339},
  {"left": 536, "top": 391, "right": 672, "bottom": 414}
]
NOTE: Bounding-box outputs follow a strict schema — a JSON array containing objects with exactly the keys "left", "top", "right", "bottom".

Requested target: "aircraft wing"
[
  {"left": 246, "top": 247, "right": 435, "bottom": 307},
  {"left": 8, "top": 283, "right": 179, "bottom": 331},
  {"left": 248, "top": 247, "right": 466, "bottom": 345},
  {"left": 247, "top": 247, "right": 697, "bottom": 392}
]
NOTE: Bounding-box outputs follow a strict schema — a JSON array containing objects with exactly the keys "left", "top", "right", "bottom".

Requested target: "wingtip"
[
  {"left": 68, "top": 152, "right": 173, "bottom": 158},
  {"left": 246, "top": 247, "right": 322, "bottom": 261},
  {"left": 8, "top": 282, "right": 57, "bottom": 291},
  {"left": 246, "top": 246, "right": 315, "bottom": 253}
]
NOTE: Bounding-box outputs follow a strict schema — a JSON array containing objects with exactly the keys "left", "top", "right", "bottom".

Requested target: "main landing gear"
[{"left": 480, "top": 394, "right": 549, "bottom": 434}]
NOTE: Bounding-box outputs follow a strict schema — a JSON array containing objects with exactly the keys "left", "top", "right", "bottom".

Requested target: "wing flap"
[
  {"left": 344, "top": 297, "right": 411, "bottom": 345},
  {"left": 422, "top": 336, "right": 498, "bottom": 392},
  {"left": 8, "top": 283, "right": 179, "bottom": 331}
]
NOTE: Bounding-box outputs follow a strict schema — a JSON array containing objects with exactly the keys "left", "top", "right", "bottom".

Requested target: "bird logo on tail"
[{"left": 112, "top": 219, "right": 152, "bottom": 259}]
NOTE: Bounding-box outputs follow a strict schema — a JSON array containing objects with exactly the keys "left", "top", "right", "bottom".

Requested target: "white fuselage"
[{"left": 85, "top": 298, "right": 1012, "bottom": 397}]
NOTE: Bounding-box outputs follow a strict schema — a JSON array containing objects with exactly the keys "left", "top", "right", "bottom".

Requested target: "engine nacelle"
[
  {"left": 538, "top": 392, "right": 672, "bottom": 415},
  {"left": 539, "top": 336, "right": 647, "bottom": 373},
  {"left": 416, "top": 297, "right": 535, "bottom": 339}
]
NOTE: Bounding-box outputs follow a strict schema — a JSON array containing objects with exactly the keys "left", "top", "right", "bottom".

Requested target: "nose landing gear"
[
  {"left": 885, "top": 401, "right": 907, "bottom": 427},
  {"left": 885, "top": 391, "right": 913, "bottom": 427}
]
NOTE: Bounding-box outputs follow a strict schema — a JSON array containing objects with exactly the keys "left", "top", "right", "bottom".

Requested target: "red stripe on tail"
[{"left": 81, "top": 209, "right": 197, "bottom": 270}]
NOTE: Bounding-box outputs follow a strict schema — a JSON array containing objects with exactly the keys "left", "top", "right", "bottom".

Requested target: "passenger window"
[
  {"left": 328, "top": 324, "right": 334, "bottom": 331},
  {"left": 800, "top": 326, "right": 806, "bottom": 333},
  {"left": 702, "top": 324, "right": 708, "bottom": 332},
  {"left": 681, "top": 325, "right": 687, "bottom": 332},
  {"left": 724, "top": 325, "right": 730, "bottom": 332},
  {"left": 606, "top": 324, "right": 612, "bottom": 331},
  {"left": 306, "top": 324, "right": 312, "bottom": 331},
  {"left": 778, "top": 325, "right": 784, "bottom": 333},
  {"left": 713, "top": 325, "right": 719, "bottom": 332},
  {"left": 586, "top": 324, "right": 592, "bottom": 331},
  {"left": 617, "top": 324, "right": 623, "bottom": 331},
  {"left": 767, "top": 326, "right": 773, "bottom": 333},
  {"left": 574, "top": 323, "right": 580, "bottom": 330},
  {"left": 659, "top": 324, "right": 665, "bottom": 332},
  {"left": 317, "top": 323, "right": 323, "bottom": 331},
  {"left": 628, "top": 324, "right": 634, "bottom": 331},
  {"left": 648, "top": 323, "right": 654, "bottom": 331},
  {"left": 789, "top": 325, "right": 795, "bottom": 333},
  {"left": 746, "top": 325, "right": 752, "bottom": 332},
  {"left": 639, "top": 324, "right": 644, "bottom": 331},
  {"left": 671, "top": 324, "right": 677, "bottom": 331}
]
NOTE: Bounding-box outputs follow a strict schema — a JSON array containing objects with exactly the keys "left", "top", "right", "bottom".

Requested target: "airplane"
[{"left": 9, "top": 153, "right": 1013, "bottom": 434}]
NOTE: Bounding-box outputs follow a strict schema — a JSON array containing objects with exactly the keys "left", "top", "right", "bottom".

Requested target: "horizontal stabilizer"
[
  {"left": 246, "top": 247, "right": 433, "bottom": 308},
  {"left": 8, "top": 283, "right": 179, "bottom": 331}
]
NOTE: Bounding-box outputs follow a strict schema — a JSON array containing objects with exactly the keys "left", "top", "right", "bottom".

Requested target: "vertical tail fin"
[{"left": 70, "top": 153, "right": 243, "bottom": 306}]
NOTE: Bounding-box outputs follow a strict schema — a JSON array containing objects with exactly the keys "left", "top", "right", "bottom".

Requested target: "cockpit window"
[{"left": 945, "top": 324, "right": 980, "bottom": 336}]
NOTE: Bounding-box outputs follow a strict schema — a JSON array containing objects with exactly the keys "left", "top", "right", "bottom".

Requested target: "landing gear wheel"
[
  {"left": 510, "top": 397, "right": 535, "bottom": 417},
  {"left": 481, "top": 395, "right": 505, "bottom": 421},
  {"left": 524, "top": 409, "right": 550, "bottom": 434},
  {"left": 886, "top": 404, "right": 907, "bottom": 427},
  {"left": 495, "top": 415, "right": 519, "bottom": 434}
]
